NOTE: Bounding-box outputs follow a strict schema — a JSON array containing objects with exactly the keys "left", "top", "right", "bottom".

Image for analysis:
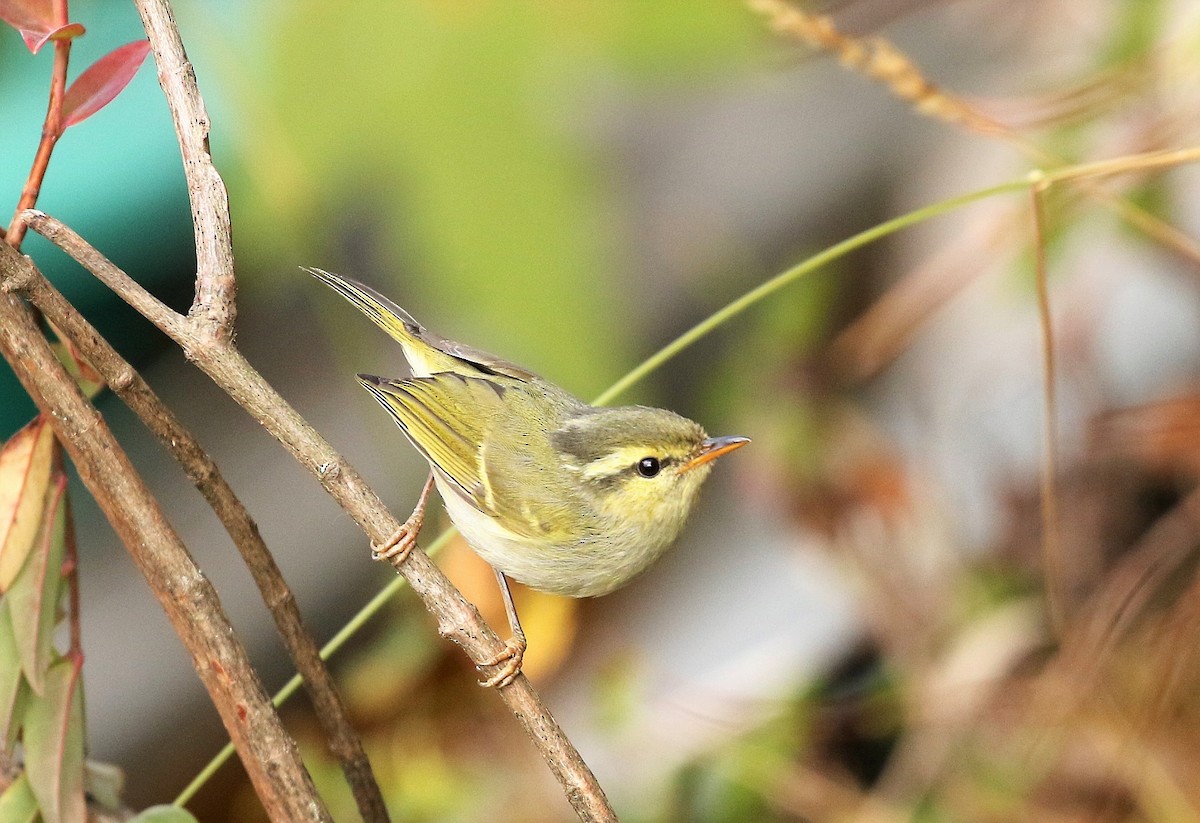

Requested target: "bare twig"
[
  {"left": 2, "top": 249, "right": 387, "bottom": 823},
  {"left": 23, "top": 213, "right": 617, "bottom": 820},
  {"left": 830, "top": 144, "right": 1200, "bottom": 384},
  {"left": 0, "top": 244, "right": 329, "bottom": 823},
  {"left": 5, "top": 2, "right": 71, "bottom": 249},
  {"left": 1029, "top": 181, "right": 1064, "bottom": 633},
  {"left": 132, "top": 0, "right": 236, "bottom": 339}
]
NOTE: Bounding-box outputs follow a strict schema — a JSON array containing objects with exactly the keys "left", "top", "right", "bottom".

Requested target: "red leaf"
[
  {"left": 61, "top": 40, "right": 151, "bottom": 128},
  {"left": 0, "top": 1, "right": 84, "bottom": 53},
  {"left": 0, "top": 0, "right": 53, "bottom": 45}
]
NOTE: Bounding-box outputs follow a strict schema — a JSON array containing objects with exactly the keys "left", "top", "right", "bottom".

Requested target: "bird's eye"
[{"left": 636, "top": 457, "right": 661, "bottom": 478}]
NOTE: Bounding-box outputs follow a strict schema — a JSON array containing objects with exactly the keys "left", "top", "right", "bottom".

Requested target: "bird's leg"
[
  {"left": 372, "top": 472, "right": 436, "bottom": 564},
  {"left": 478, "top": 569, "right": 528, "bottom": 689}
]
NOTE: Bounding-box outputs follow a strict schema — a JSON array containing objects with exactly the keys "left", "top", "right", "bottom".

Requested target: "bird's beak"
[{"left": 681, "top": 435, "right": 750, "bottom": 473}]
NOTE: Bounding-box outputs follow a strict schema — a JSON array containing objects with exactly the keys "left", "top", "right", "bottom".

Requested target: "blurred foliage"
[{"left": 199, "top": 0, "right": 763, "bottom": 398}]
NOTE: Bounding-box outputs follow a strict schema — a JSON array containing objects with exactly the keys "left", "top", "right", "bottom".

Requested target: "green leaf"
[
  {"left": 128, "top": 805, "right": 201, "bottom": 823},
  {"left": 0, "top": 417, "right": 55, "bottom": 592},
  {"left": 23, "top": 657, "right": 86, "bottom": 823},
  {"left": 5, "top": 474, "right": 68, "bottom": 695},
  {"left": 0, "top": 772, "right": 39, "bottom": 823},
  {"left": 0, "top": 604, "right": 28, "bottom": 752}
]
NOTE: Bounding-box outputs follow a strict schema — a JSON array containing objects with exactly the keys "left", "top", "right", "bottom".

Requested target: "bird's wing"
[
  {"left": 307, "top": 267, "right": 540, "bottom": 381},
  {"left": 475, "top": 396, "right": 590, "bottom": 543},
  {"left": 358, "top": 373, "right": 507, "bottom": 505}
]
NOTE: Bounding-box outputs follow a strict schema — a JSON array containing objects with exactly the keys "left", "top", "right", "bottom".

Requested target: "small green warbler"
[{"left": 308, "top": 268, "right": 749, "bottom": 686}]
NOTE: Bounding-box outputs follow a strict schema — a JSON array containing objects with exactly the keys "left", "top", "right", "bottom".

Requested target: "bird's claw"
[
  {"left": 478, "top": 636, "right": 527, "bottom": 689},
  {"left": 372, "top": 473, "right": 436, "bottom": 564},
  {"left": 371, "top": 524, "right": 416, "bottom": 564}
]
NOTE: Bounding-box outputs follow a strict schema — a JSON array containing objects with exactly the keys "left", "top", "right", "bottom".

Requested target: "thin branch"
[
  {"left": 0, "top": 245, "right": 329, "bottom": 823},
  {"left": 2, "top": 249, "right": 387, "bottom": 822},
  {"left": 132, "top": 0, "right": 236, "bottom": 339},
  {"left": 5, "top": 16, "right": 71, "bottom": 249},
  {"left": 1029, "top": 181, "right": 1064, "bottom": 634},
  {"left": 13, "top": 213, "right": 185, "bottom": 339},
  {"left": 23, "top": 212, "right": 618, "bottom": 821},
  {"left": 180, "top": 528, "right": 454, "bottom": 806}
]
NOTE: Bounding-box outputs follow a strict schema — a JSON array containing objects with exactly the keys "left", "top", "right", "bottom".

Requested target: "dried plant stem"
[
  {"left": 0, "top": 246, "right": 329, "bottom": 823},
  {"left": 747, "top": 0, "right": 1200, "bottom": 271},
  {"left": 1, "top": 250, "right": 387, "bottom": 823},
  {"left": 22, "top": 211, "right": 617, "bottom": 821},
  {"left": 1029, "top": 181, "right": 1064, "bottom": 633},
  {"left": 746, "top": 0, "right": 1005, "bottom": 135},
  {"left": 1068, "top": 484, "right": 1200, "bottom": 684},
  {"left": 1019, "top": 143, "right": 1200, "bottom": 270}
]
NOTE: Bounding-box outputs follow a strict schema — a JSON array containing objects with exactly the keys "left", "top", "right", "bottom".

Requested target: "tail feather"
[
  {"left": 305, "top": 266, "right": 543, "bottom": 382},
  {"left": 304, "top": 267, "right": 423, "bottom": 341},
  {"left": 305, "top": 267, "right": 458, "bottom": 375}
]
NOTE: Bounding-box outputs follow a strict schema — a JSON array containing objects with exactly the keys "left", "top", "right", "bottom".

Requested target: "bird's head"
[{"left": 551, "top": 406, "right": 749, "bottom": 539}]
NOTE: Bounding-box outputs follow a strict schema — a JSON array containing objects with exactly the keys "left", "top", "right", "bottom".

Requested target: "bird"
[{"left": 307, "top": 267, "right": 749, "bottom": 687}]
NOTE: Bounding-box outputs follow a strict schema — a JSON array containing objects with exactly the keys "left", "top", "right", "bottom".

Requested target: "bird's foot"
[
  {"left": 478, "top": 636, "right": 527, "bottom": 689},
  {"left": 371, "top": 472, "right": 436, "bottom": 565},
  {"left": 371, "top": 522, "right": 418, "bottom": 564}
]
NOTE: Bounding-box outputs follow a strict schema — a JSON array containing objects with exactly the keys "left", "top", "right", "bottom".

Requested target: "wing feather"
[{"left": 358, "top": 373, "right": 507, "bottom": 504}]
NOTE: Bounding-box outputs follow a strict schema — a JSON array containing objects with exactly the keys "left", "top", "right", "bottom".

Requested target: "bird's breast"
[{"left": 436, "top": 476, "right": 674, "bottom": 598}]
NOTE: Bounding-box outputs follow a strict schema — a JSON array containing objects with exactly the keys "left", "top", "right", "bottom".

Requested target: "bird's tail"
[{"left": 304, "top": 267, "right": 458, "bottom": 375}]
